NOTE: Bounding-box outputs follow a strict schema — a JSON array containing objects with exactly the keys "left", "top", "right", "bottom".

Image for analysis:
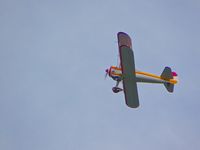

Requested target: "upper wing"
[
  {"left": 119, "top": 45, "right": 139, "bottom": 108},
  {"left": 117, "top": 32, "right": 132, "bottom": 49}
]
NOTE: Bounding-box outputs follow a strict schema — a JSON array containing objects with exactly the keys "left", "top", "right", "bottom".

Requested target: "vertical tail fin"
[{"left": 161, "top": 67, "right": 174, "bottom": 93}]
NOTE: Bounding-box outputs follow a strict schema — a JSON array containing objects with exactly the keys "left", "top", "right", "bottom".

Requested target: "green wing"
[{"left": 119, "top": 45, "right": 139, "bottom": 108}]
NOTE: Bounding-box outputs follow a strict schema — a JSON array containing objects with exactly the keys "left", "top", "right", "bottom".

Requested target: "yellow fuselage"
[{"left": 108, "top": 66, "right": 178, "bottom": 85}]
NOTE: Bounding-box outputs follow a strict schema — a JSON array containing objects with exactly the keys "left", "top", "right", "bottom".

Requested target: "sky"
[{"left": 0, "top": 0, "right": 200, "bottom": 150}]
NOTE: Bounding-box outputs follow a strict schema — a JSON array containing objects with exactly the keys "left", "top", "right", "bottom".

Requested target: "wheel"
[{"left": 112, "top": 87, "right": 123, "bottom": 93}]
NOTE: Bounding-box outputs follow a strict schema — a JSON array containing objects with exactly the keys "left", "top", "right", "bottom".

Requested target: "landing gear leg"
[{"left": 116, "top": 81, "right": 120, "bottom": 87}]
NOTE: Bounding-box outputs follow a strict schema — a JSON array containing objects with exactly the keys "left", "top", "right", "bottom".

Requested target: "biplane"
[{"left": 105, "top": 32, "right": 178, "bottom": 108}]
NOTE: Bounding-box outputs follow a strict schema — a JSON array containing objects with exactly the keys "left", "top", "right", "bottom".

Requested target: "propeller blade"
[
  {"left": 105, "top": 69, "right": 109, "bottom": 79},
  {"left": 104, "top": 72, "right": 108, "bottom": 79}
]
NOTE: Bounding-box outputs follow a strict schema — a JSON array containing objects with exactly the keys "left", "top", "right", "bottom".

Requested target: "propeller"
[{"left": 105, "top": 69, "right": 109, "bottom": 79}]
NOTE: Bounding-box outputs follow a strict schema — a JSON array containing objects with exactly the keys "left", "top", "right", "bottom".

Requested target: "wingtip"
[
  {"left": 117, "top": 32, "right": 130, "bottom": 37},
  {"left": 126, "top": 103, "right": 140, "bottom": 108}
]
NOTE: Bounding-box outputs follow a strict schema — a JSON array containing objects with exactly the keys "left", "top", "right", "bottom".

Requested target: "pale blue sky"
[{"left": 0, "top": 0, "right": 200, "bottom": 150}]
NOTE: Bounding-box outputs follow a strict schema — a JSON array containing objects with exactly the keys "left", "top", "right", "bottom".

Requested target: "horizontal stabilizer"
[
  {"left": 164, "top": 83, "right": 174, "bottom": 93},
  {"left": 161, "top": 67, "right": 174, "bottom": 93},
  {"left": 161, "top": 67, "right": 173, "bottom": 80}
]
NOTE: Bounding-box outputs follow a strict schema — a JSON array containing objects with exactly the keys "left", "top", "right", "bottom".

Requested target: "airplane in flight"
[{"left": 105, "top": 32, "right": 178, "bottom": 108}]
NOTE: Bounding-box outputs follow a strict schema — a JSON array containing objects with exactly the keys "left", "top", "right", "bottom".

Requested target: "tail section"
[
  {"left": 164, "top": 82, "right": 174, "bottom": 93},
  {"left": 161, "top": 67, "right": 176, "bottom": 93},
  {"left": 172, "top": 71, "right": 178, "bottom": 81},
  {"left": 161, "top": 67, "right": 173, "bottom": 80}
]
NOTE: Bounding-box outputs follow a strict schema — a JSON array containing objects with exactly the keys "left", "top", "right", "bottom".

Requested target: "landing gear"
[
  {"left": 112, "top": 87, "right": 123, "bottom": 93},
  {"left": 112, "top": 81, "right": 123, "bottom": 93}
]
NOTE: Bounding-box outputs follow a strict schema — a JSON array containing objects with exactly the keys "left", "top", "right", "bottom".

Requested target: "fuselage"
[{"left": 106, "top": 66, "right": 178, "bottom": 85}]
